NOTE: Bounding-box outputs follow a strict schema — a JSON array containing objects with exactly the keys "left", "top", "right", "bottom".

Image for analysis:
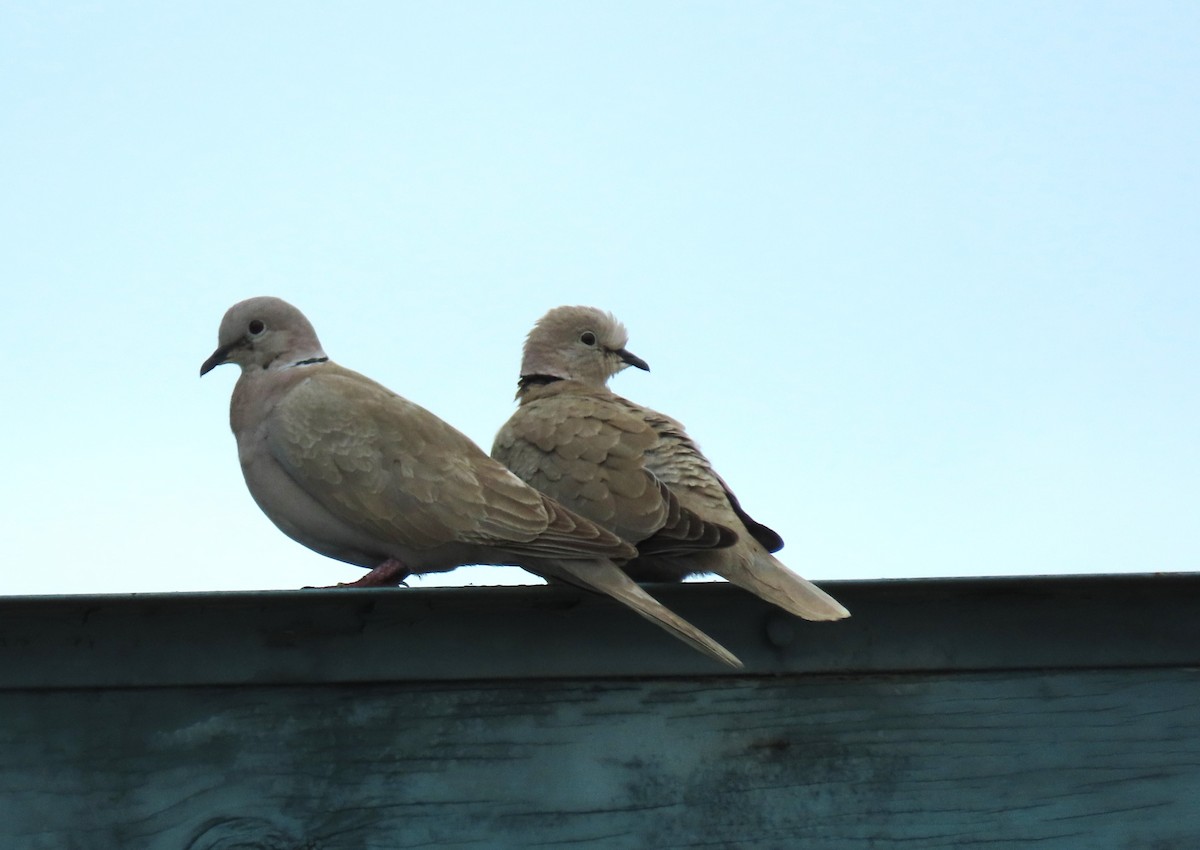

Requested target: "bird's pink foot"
[
  {"left": 340, "top": 558, "right": 410, "bottom": 587},
  {"left": 305, "top": 558, "right": 411, "bottom": 589}
]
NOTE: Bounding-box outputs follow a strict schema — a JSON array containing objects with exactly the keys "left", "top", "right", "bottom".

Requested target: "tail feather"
[
  {"left": 546, "top": 559, "right": 743, "bottom": 669},
  {"left": 717, "top": 547, "right": 850, "bottom": 622}
]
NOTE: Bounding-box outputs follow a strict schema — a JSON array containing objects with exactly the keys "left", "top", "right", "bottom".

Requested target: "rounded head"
[
  {"left": 200, "top": 296, "right": 326, "bottom": 376},
  {"left": 520, "top": 305, "right": 650, "bottom": 386}
]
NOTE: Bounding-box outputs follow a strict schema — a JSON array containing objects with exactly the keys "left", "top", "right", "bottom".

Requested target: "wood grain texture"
[
  {"left": 1, "top": 575, "right": 1198, "bottom": 848},
  {"left": 3, "top": 671, "right": 1198, "bottom": 849}
]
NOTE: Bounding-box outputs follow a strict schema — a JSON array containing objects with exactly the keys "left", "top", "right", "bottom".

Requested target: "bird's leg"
[
  {"left": 304, "top": 558, "right": 411, "bottom": 589},
  {"left": 338, "top": 558, "right": 411, "bottom": 587}
]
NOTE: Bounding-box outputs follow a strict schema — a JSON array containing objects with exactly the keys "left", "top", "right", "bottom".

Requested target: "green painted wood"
[
  {"left": 1, "top": 575, "right": 1197, "bottom": 848},
  {"left": 2, "top": 670, "right": 1198, "bottom": 848}
]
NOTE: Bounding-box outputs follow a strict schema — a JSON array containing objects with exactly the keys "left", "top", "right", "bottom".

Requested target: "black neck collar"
[{"left": 518, "top": 374, "right": 563, "bottom": 390}]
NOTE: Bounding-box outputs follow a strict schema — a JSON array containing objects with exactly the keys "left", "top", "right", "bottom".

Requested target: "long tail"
[
  {"left": 716, "top": 545, "right": 850, "bottom": 621},
  {"left": 546, "top": 559, "right": 743, "bottom": 669}
]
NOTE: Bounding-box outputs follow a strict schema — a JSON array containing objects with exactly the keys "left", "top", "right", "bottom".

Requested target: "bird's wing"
[
  {"left": 494, "top": 385, "right": 734, "bottom": 555},
  {"left": 267, "top": 366, "right": 632, "bottom": 561}
]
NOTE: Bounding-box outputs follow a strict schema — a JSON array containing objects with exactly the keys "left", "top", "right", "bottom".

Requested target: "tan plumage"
[
  {"left": 201, "top": 297, "right": 741, "bottom": 668},
  {"left": 492, "top": 305, "right": 849, "bottom": 622}
]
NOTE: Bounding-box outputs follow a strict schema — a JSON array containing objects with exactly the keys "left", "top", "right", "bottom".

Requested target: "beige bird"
[
  {"left": 492, "top": 306, "right": 849, "bottom": 622},
  {"left": 200, "top": 297, "right": 741, "bottom": 668}
]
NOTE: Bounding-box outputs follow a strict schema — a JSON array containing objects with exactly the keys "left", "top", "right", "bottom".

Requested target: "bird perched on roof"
[
  {"left": 492, "top": 305, "right": 849, "bottom": 622},
  {"left": 200, "top": 296, "right": 741, "bottom": 668}
]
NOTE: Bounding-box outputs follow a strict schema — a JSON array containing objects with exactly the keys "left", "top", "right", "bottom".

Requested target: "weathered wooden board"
[
  {"left": 1, "top": 575, "right": 1198, "bottom": 849},
  {"left": 3, "top": 670, "right": 1198, "bottom": 849}
]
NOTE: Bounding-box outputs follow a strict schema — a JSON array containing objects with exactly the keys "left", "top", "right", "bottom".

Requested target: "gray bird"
[
  {"left": 201, "top": 297, "right": 741, "bottom": 667},
  {"left": 492, "top": 306, "right": 849, "bottom": 622}
]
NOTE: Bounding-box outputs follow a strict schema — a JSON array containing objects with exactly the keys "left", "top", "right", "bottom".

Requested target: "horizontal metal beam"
[{"left": 1, "top": 573, "right": 1197, "bottom": 689}]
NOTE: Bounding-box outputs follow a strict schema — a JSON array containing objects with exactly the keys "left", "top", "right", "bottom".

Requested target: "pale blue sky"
[{"left": 2, "top": 2, "right": 1197, "bottom": 595}]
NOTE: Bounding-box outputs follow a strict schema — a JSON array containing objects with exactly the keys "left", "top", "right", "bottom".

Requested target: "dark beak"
[
  {"left": 616, "top": 348, "right": 650, "bottom": 372},
  {"left": 200, "top": 340, "right": 239, "bottom": 376}
]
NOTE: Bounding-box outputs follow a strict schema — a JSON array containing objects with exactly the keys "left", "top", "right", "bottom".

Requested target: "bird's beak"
[
  {"left": 200, "top": 340, "right": 239, "bottom": 376},
  {"left": 615, "top": 348, "right": 650, "bottom": 372}
]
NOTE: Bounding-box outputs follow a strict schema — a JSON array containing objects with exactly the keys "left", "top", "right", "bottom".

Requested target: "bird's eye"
[
  {"left": 580, "top": 331, "right": 597, "bottom": 346},
  {"left": 248, "top": 319, "right": 266, "bottom": 335}
]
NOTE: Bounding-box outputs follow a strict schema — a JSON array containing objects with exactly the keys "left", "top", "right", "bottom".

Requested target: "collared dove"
[
  {"left": 492, "top": 306, "right": 849, "bottom": 622},
  {"left": 200, "top": 297, "right": 741, "bottom": 668}
]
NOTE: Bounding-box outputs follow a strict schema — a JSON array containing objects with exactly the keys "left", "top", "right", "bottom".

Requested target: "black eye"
[
  {"left": 248, "top": 319, "right": 265, "bottom": 335},
  {"left": 580, "top": 331, "right": 597, "bottom": 346}
]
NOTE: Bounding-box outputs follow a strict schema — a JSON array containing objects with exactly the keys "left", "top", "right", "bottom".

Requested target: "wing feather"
[{"left": 268, "top": 366, "right": 631, "bottom": 561}]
